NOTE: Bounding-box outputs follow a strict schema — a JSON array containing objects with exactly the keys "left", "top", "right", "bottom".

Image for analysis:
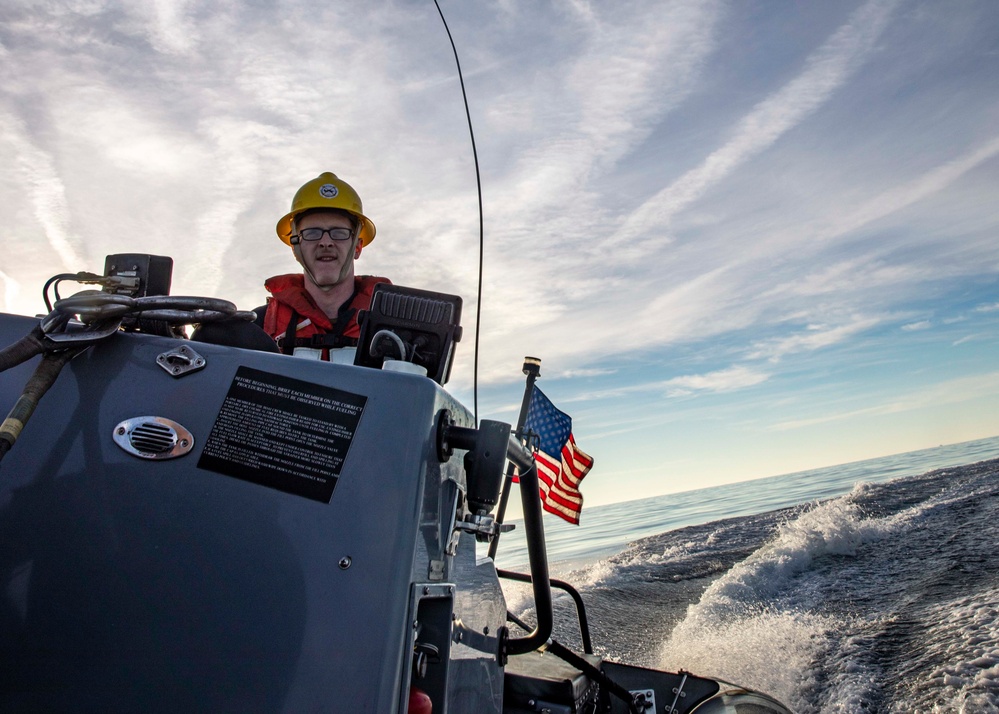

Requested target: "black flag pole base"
[{"left": 487, "top": 357, "right": 541, "bottom": 561}]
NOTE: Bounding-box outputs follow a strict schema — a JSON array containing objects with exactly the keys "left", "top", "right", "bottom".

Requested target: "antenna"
[{"left": 434, "top": 0, "right": 484, "bottom": 426}]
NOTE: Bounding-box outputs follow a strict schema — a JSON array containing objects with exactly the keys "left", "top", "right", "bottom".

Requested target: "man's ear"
[{"left": 354, "top": 243, "right": 363, "bottom": 260}]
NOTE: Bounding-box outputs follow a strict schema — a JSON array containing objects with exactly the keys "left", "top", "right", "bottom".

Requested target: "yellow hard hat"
[{"left": 276, "top": 172, "right": 376, "bottom": 247}]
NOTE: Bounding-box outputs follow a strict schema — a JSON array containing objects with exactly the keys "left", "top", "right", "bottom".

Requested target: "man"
[{"left": 257, "top": 172, "right": 390, "bottom": 362}]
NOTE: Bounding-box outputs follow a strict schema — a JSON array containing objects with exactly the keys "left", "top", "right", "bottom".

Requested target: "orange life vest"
[{"left": 261, "top": 274, "right": 390, "bottom": 359}]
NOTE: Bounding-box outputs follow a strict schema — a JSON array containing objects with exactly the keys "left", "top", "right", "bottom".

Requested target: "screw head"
[{"left": 338, "top": 556, "right": 352, "bottom": 570}]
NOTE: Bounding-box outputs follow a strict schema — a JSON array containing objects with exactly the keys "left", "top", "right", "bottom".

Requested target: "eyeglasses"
[{"left": 296, "top": 227, "right": 354, "bottom": 242}]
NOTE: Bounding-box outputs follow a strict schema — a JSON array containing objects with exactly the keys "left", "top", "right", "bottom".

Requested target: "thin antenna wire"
[{"left": 434, "top": 0, "right": 483, "bottom": 426}]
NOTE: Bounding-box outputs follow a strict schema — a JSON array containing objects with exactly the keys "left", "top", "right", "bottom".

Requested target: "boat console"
[{"left": 0, "top": 258, "right": 792, "bottom": 713}]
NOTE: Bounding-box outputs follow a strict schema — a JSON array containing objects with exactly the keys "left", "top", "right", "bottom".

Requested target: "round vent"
[{"left": 113, "top": 417, "right": 194, "bottom": 460}]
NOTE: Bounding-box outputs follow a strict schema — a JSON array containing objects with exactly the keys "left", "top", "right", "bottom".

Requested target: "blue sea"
[{"left": 494, "top": 435, "right": 999, "bottom": 713}]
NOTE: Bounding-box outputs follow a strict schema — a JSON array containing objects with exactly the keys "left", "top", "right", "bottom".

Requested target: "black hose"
[
  {"left": 0, "top": 346, "right": 85, "bottom": 463},
  {"left": 0, "top": 325, "right": 47, "bottom": 373},
  {"left": 506, "top": 611, "right": 643, "bottom": 714}
]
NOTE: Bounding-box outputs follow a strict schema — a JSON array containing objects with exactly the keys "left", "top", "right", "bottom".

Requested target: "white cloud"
[
  {"left": 1, "top": 0, "right": 998, "bottom": 470},
  {"left": 141, "top": 0, "right": 199, "bottom": 55},
  {"left": 663, "top": 365, "right": 770, "bottom": 396},
  {"left": 769, "top": 370, "right": 999, "bottom": 431},
  {"left": 556, "top": 367, "right": 618, "bottom": 379},
  {"left": 0, "top": 269, "right": 20, "bottom": 312},
  {"left": 560, "top": 364, "right": 771, "bottom": 404},
  {"left": 820, "top": 135, "right": 999, "bottom": 245},
  {"left": 0, "top": 111, "right": 88, "bottom": 272},
  {"left": 612, "top": 0, "right": 902, "bottom": 249},
  {"left": 747, "top": 316, "right": 882, "bottom": 362},
  {"left": 901, "top": 320, "right": 931, "bottom": 331}
]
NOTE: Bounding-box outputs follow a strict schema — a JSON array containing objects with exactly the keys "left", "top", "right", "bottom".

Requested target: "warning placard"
[{"left": 198, "top": 366, "right": 367, "bottom": 502}]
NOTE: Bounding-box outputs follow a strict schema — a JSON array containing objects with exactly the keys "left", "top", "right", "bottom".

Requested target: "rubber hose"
[
  {"left": 0, "top": 325, "right": 46, "bottom": 373},
  {"left": 0, "top": 346, "right": 84, "bottom": 463}
]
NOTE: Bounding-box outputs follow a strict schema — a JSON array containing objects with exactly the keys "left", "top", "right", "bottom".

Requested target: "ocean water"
[{"left": 495, "top": 435, "right": 999, "bottom": 713}]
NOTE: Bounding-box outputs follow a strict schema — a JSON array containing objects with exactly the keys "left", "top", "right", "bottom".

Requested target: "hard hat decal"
[{"left": 319, "top": 183, "right": 339, "bottom": 199}]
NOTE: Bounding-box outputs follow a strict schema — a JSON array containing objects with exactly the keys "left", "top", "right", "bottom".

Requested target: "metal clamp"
[
  {"left": 629, "top": 689, "right": 656, "bottom": 712},
  {"left": 455, "top": 513, "right": 515, "bottom": 543},
  {"left": 156, "top": 345, "right": 206, "bottom": 377}
]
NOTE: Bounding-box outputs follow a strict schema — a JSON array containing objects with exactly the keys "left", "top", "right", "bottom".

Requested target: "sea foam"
[{"left": 658, "top": 490, "right": 892, "bottom": 712}]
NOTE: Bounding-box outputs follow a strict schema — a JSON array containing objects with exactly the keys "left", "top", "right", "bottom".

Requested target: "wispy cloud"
[
  {"left": 820, "top": 135, "right": 999, "bottom": 246},
  {"left": 480, "top": 0, "right": 722, "bottom": 243},
  {"left": 562, "top": 364, "right": 771, "bottom": 404},
  {"left": 611, "top": 0, "right": 902, "bottom": 249},
  {"left": 0, "top": 111, "right": 88, "bottom": 272},
  {"left": 556, "top": 367, "right": 618, "bottom": 379},
  {"left": 1, "top": 0, "right": 998, "bottom": 503},
  {"left": 747, "top": 316, "right": 882, "bottom": 362},
  {"left": 0, "top": 269, "right": 19, "bottom": 312},
  {"left": 770, "top": 370, "right": 999, "bottom": 431},
  {"left": 663, "top": 365, "right": 770, "bottom": 396}
]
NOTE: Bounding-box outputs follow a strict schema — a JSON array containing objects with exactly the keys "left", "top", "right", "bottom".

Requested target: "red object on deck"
[{"left": 408, "top": 685, "right": 432, "bottom": 714}]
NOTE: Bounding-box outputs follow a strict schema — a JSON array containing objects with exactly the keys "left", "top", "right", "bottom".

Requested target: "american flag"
[{"left": 520, "top": 386, "right": 594, "bottom": 525}]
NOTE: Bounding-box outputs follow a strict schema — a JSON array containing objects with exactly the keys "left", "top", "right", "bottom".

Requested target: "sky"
[{"left": 1, "top": 0, "right": 998, "bottom": 509}]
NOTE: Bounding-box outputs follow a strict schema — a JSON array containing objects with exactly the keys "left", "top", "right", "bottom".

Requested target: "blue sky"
[{"left": 1, "top": 0, "right": 997, "bottom": 508}]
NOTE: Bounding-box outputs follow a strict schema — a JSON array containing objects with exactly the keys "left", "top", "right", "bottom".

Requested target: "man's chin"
[{"left": 306, "top": 264, "right": 350, "bottom": 287}]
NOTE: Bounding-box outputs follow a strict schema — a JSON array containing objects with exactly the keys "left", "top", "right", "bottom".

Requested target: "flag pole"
[{"left": 487, "top": 356, "right": 541, "bottom": 561}]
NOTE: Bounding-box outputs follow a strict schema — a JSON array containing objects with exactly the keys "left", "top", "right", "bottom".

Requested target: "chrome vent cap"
[{"left": 113, "top": 417, "right": 194, "bottom": 460}]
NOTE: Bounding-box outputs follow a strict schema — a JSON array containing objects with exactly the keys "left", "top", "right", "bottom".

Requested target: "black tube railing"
[
  {"left": 496, "top": 569, "right": 592, "bottom": 654},
  {"left": 502, "top": 435, "right": 554, "bottom": 657}
]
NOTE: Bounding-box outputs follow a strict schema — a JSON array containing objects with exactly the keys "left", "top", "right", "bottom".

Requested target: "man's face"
[{"left": 295, "top": 210, "right": 361, "bottom": 288}]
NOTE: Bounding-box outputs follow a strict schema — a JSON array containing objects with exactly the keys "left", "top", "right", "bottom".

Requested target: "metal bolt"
[
  {"left": 338, "top": 556, "right": 352, "bottom": 569},
  {"left": 423, "top": 586, "right": 430, "bottom": 595},
  {"left": 179, "top": 439, "right": 189, "bottom": 448},
  {"left": 117, "top": 426, "right": 126, "bottom": 435}
]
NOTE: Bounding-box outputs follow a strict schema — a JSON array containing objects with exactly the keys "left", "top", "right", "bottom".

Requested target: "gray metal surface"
[{"left": 0, "top": 313, "right": 503, "bottom": 712}]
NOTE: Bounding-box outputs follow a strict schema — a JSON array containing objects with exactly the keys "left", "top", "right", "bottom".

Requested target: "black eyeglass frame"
[{"left": 294, "top": 227, "right": 355, "bottom": 243}]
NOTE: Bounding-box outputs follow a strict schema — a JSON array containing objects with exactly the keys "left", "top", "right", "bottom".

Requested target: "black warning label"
[{"left": 198, "top": 366, "right": 367, "bottom": 502}]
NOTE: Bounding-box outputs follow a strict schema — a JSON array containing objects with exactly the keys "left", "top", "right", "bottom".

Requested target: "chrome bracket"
[
  {"left": 665, "top": 672, "right": 689, "bottom": 713},
  {"left": 156, "top": 344, "right": 206, "bottom": 377},
  {"left": 455, "top": 513, "right": 515, "bottom": 543}
]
